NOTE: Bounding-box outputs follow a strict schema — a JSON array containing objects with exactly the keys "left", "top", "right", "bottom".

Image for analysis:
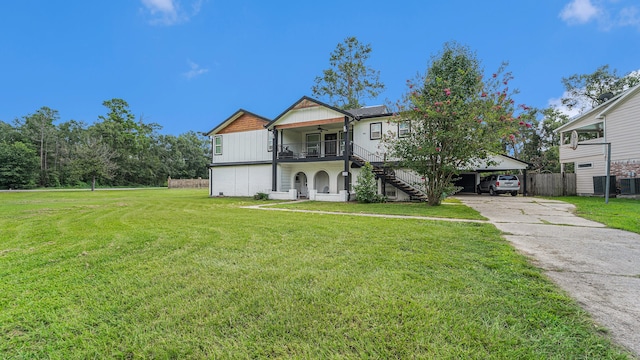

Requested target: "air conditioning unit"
[
  {"left": 593, "top": 176, "right": 616, "bottom": 195},
  {"left": 620, "top": 178, "right": 640, "bottom": 195}
]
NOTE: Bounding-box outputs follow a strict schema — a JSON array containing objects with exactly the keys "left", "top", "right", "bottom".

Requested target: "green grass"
[
  {"left": 553, "top": 196, "right": 640, "bottom": 234},
  {"left": 270, "top": 199, "right": 486, "bottom": 220},
  {"left": 0, "top": 189, "right": 631, "bottom": 358}
]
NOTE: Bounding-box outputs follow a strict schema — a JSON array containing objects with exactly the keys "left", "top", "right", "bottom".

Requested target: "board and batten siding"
[
  {"left": 213, "top": 129, "right": 271, "bottom": 163},
  {"left": 277, "top": 106, "right": 344, "bottom": 126},
  {"left": 210, "top": 164, "right": 271, "bottom": 197}
]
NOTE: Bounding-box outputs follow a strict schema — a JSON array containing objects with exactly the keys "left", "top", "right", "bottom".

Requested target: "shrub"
[
  {"left": 253, "top": 192, "right": 269, "bottom": 200},
  {"left": 354, "top": 162, "right": 386, "bottom": 203}
]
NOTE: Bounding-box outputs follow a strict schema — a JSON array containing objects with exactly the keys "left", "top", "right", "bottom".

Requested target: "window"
[
  {"left": 370, "top": 122, "right": 382, "bottom": 140},
  {"left": 398, "top": 121, "right": 410, "bottom": 138},
  {"left": 577, "top": 162, "right": 593, "bottom": 169},
  {"left": 267, "top": 131, "right": 274, "bottom": 152},
  {"left": 306, "top": 133, "right": 320, "bottom": 157},
  {"left": 214, "top": 135, "right": 222, "bottom": 155}
]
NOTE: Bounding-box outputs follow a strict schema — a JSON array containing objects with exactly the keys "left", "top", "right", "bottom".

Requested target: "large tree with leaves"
[
  {"left": 385, "top": 42, "right": 532, "bottom": 205},
  {"left": 561, "top": 65, "right": 640, "bottom": 113},
  {"left": 312, "top": 36, "right": 385, "bottom": 110}
]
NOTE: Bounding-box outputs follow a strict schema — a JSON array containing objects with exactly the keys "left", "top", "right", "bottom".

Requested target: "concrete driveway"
[{"left": 455, "top": 194, "right": 640, "bottom": 357}]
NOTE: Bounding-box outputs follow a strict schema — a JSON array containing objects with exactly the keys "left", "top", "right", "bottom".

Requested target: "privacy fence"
[
  {"left": 167, "top": 177, "right": 209, "bottom": 189},
  {"left": 524, "top": 173, "right": 576, "bottom": 197}
]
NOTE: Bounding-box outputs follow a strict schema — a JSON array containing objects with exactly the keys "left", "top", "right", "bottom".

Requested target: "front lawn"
[
  {"left": 269, "top": 199, "right": 486, "bottom": 220},
  {"left": 554, "top": 196, "right": 640, "bottom": 234},
  {"left": 0, "top": 190, "right": 631, "bottom": 358}
]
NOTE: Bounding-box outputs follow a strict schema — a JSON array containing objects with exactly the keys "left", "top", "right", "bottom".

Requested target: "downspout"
[
  {"left": 343, "top": 116, "right": 351, "bottom": 201},
  {"left": 272, "top": 128, "right": 278, "bottom": 192}
]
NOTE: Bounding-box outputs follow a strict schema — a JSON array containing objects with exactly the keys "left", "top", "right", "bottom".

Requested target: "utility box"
[
  {"left": 620, "top": 178, "right": 640, "bottom": 195},
  {"left": 593, "top": 175, "right": 616, "bottom": 195}
]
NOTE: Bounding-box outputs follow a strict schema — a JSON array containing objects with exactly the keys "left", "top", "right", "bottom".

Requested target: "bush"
[
  {"left": 354, "top": 162, "right": 386, "bottom": 203},
  {"left": 253, "top": 192, "right": 269, "bottom": 200}
]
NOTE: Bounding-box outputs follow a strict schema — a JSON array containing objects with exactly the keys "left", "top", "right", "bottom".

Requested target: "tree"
[
  {"left": 385, "top": 42, "right": 531, "bottom": 205},
  {"left": 561, "top": 65, "right": 640, "bottom": 113},
  {"left": 353, "top": 162, "right": 384, "bottom": 203},
  {"left": 0, "top": 142, "right": 39, "bottom": 189},
  {"left": 312, "top": 36, "right": 385, "bottom": 110},
  {"left": 18, "top": 107, "right": 59, "bottom": 186},
  {"left": 69, "top": 137, "right": 118, "bottom": 191}
]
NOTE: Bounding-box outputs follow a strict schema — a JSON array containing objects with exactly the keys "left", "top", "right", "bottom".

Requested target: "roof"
[
  {"left": 556, "top": 83, "right": 640, "bottom": 133},
  {"left": 346, "top": 105, "right": 390, "bottom": 118},
  {"left": 204, "top": 109, "right": 271, "bottom": 136},
  {"left": 265, "top": 96, "right": 351, "bottom": 129}
]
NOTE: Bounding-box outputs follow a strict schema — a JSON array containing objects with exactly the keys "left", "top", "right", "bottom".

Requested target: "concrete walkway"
[{"left": 455, "top": 194, "right": 640, "bottom": 357}]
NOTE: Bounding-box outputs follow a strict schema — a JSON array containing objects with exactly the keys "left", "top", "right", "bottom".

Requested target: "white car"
[{"left": 477, "top": 174, "right": 520, "bottom": 196}]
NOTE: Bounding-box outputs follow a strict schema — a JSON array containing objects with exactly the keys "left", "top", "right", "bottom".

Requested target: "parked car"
[{"left": 477, "top": 174, "right": 520, "bottom": 196}]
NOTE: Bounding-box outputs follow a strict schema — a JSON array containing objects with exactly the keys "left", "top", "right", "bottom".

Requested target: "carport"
[{"left": 454, "top": 154, "right": 530, "bottom": 195}]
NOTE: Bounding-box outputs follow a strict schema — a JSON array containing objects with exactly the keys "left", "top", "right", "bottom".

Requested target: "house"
[
  {"left": 206, "top": 96, "right": 529, "bottom": 201},
  {"left": 557, "top": 84, "right": 640, "bottom": 196}
]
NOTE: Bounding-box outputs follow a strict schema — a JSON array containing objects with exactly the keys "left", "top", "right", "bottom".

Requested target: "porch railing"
[{"left": 277, "top": 141, "right": 344, "bottom": 160}]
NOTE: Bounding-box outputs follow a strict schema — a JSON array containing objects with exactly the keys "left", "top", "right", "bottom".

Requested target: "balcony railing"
[{"left": 277, "top": 141, "right": 344, "bottom": 160}]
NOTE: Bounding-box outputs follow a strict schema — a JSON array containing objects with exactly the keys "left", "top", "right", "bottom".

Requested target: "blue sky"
[{"left": 1, "top": 0, "right": 638, "bottom": 135}]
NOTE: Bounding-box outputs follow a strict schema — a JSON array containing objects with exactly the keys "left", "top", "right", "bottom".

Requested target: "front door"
[{"left": 324, "top": 133, "right": 337, "bottom": 156}]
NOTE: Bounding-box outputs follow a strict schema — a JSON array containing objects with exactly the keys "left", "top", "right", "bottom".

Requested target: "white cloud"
[
  {"left": 141, "top": 0, "right": 203, "bottom": 26},
  {"left": 560, "top": 0, "right": 601, "bottom": 24},
  {"left": 547, "top": 93, "right": 586, "bottom": 119},
  {"left": 560, "top": 0, "right": 640, "bottom": 30},
  {"left": 618, "top": 6, "right": 640, "bottom": 28},
  {"left": 183, "top": 60, "right": 209, "bottom": 79}
]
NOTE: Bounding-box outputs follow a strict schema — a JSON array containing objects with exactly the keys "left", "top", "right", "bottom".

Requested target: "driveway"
[{"left": 455, "top": 194, "right": 640, "bottom": 356}]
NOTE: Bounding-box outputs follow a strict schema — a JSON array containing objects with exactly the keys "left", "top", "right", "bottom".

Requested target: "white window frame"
[
  {"left": 306, "top": 133, "right": 320, "bottom": 156},
  {"left": 214, "top": 135, "right": 223, "bottom": 155},
  {"left": 267, "top": 131, "right": 274, "bottom": 152},
  {"left": 398, "top": 121, "right": 410, "bottom": 138},
  {"left": 370, "top": 122, "right": 382, "bottom": 140}
]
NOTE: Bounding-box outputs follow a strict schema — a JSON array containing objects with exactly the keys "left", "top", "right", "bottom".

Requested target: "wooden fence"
[
  {"left": 167, "top": 177, "right": 209, "bottom": 189},
  {"left": 524, "top": 173, "right": 576, "bottom": 197}
]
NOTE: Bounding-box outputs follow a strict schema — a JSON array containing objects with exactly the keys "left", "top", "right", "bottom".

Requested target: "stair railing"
[{"left": 351, "top": 143, "right": 427, "bottom": 197}]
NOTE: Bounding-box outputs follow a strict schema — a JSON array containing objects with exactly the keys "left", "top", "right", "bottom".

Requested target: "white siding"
[
  {"left": 575, "top": 156, "right": 606, "bottom": 195},
  {"left": 559, "top": 137, "right": 607, "bottom": 161},
  {"left": 606, "top": 92, "right": 640, "bottom": 161},
  {"left": 212, "top": 129, "right": 271, "bottom": 163},
  {"left": 278, "top": 107, "right": 344, "bottom": 125},
  {"left": 210, "top": 165, "right": 271, "bottom": 197},
  {"left": 352, "top": 116, "right": 393, "bottom": 155}
]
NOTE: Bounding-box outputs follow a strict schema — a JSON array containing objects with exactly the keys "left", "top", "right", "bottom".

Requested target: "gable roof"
[
  {"left": 265, "top": 96, "right": 352, "bottom": 129},
  {"left": 556, "top": 83, "right": 640, "bottom": 133},
  {"left": 205, "top": 109, "right": 271, "bottom": 136}
]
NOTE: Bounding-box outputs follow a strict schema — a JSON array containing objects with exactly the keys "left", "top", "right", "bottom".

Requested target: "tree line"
[{"left": 0, "top": 99, "right": 209, "bottom": 190}]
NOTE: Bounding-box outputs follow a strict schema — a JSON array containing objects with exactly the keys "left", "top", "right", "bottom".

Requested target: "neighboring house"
[
  {"left": 206, "top": 96, "right": 529, "bottom": 201},
  {"left": 557, "top": 84, "right": 640, "bottom": 196}
]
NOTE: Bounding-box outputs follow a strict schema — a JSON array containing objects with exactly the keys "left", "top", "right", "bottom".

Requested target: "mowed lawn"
[
  {"left": 554, "top": 196, "right": 640, "bottom": 234},
  {"left": 0, "top": 190, "right": 631, "bottom": 359}
]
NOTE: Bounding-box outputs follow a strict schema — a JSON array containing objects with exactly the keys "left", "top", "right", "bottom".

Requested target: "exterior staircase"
[{"left": 351, "top": 144, "right": 428, "bottom": 201}]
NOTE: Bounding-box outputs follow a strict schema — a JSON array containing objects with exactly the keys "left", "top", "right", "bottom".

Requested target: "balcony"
[{"left": 277, "top": 140, "right": 346, "bottom": 161}]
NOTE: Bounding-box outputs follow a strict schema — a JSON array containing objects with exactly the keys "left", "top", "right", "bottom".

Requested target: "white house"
[
  {"left": 557, "top": 84, "right": 640, "bottom": 196},
  {"left": 206, "top": 96, "right": 529, "bottom": 201}
]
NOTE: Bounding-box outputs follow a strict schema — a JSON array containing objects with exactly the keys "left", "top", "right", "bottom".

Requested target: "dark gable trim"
[
  {"left": 208, "top": 161, "right": 272, "bottom": 168},
  {"left": 265, "top": 96, "right": 353, "bottom": 129}
]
